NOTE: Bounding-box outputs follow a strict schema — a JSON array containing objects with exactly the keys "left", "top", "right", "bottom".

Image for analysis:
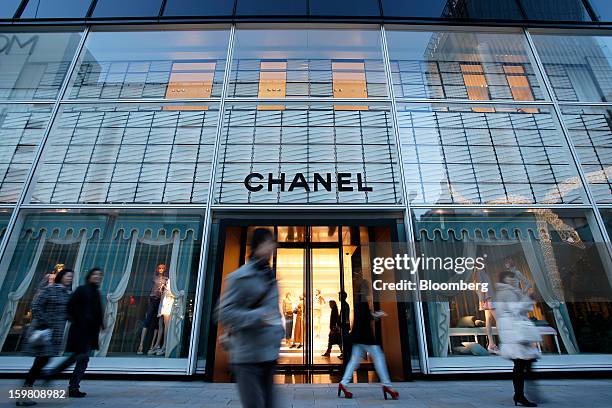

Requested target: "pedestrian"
[
  {"left": 337, "top": 282, "right": 399, "bottom": 400},
  {"left": 17, "top": 269, "right": 73, "bottom": 407},
  {"left": 495, "top": 270, "right": 541, "bottom": 407},
  {"left": 218, "top": 228, "right": 284, "bottom": 408},
  {"left": 321, "top": 300, "right": 342, "bottom": 357},
  {"left": 338, "top": 290, "right": 350, "bottom": 361},
  {"left": 45, "top": 268, "right": 104, "bottom": 398}
]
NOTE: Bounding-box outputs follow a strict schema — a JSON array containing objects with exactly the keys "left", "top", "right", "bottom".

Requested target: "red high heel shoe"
[
  {"left": 337, "top": 383, "right": 353, "bottom": 399},
  {"left": 382, "top": 386, "right": 399, "bottom": 400}
]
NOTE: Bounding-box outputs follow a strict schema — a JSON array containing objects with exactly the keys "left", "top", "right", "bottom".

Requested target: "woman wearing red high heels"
[{"left": 337, "top": 282, "right": 399, "bottom": 401}]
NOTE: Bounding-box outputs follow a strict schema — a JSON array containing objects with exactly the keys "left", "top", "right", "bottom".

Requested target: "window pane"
[
  {"left": 92, "top": 0, "right": 162, "bottom": 17},
  {"left": 68, "top": 29, "right": 229, "bottom": 100},
  {"left": 519, "top": 0, "right": 592, "bottom": 21},
  {"left": 397, "top": 103, "right": 586, "bottom": 204},
  {"left": 0, "top": 104, "right": 53, "bottom": 202},
  {"left": 29, "top": 103, "right": 219, "bottom": 204},
  {"left": 236, "top": 0, "right": 307, "bottom": 16},
  {"left": 0, "top": 31, "right": 82, "bottom": 100},
  {"left": 216, "top": 102, "right": 401, "bottom": 205},
  {"left": 561, "top": 105, "right": 612, "bottom": 203},
  {"left": 21, "top": 0, "right": 92, "bottom": 18},
  {"left": 532, "top": 33, "right": 612, "bottom": 102},
  {"left": 229, "top": 28, "right": 386, "bottom": 98},
  {"left": 590, "top": 0, "right": 612, "bottom": 21},
  {"left": 381, "top": 0, "right": 523, "bottom": 20},
  {"left": 414, "top": 207, "right": 612, "bottom": 357},
  {"left": 0, "top": 0, "right": 21, "bottom": 18},
  {"left": 386, "top": 30, "right": 544, "bottom": 101},
  {"left": 309, "top": 0, "right": 380, "bottom": 17},
  {"left": 0, "top": 208, "right": 203, "bottom": 359},
  {"left": 164, "top": 0, "right": 234, "bottom": 16}
]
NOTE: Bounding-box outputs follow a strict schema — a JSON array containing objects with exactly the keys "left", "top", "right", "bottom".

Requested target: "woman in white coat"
[{"left": 495, "top": 270, "right": 541, "bottom": 407}]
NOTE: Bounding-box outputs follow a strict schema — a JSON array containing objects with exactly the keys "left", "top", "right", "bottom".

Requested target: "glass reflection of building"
[{"left": 0, "top": 0, "right": 611, "bottom": 381}]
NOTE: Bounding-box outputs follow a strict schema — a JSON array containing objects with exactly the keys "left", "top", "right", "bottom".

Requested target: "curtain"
[
  {"left": 95, "top": 232, "right": 138, "bottom": 357},
  {"left": 427, "top": 240, "right": 478, "bottom": 357},
  {"left": 0, "top": 234, "right": 46, "bottom": 350},
  {"left": 520, "top": 230, "right": 580, "bottom": 354}
]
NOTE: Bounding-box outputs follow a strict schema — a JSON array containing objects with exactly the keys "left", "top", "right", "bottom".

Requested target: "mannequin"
[
  {"left": 38, "top": 263, "right": 65, "bottom": 293},
  {"left": 291, "top": 295, "right": 304, "bottom": 349},
  {"left": 137, "top": 264, "right": 168, "bottom": 355},
  {"left": 149, "top": 278, "right": 174, "bottom": 356},
  {"left": 503, "top": 257, "right": 531, "bottom": 295},
  {"left": 282, "top": 292, "right": 294, "bottom": 344},
  {"left": 313, "top": 289, "right": 325, "bottom": 339},
  {"left": 474, "top": 266, "right": 497, "bottom": 352}
]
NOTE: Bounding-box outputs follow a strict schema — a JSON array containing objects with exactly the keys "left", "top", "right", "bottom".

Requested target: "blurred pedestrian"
[
  {"left": 218, "top": 228, "right": 283, "bottom": 408},
  {"left": 17, "top": 269, "right": 73, "bottom": 407},
  {"left": 45, "top": 268, "right": 104, "bottom": 398},
  {"left": 338, "top": 290, "right": 350, "bottom": 361},
  {"left": 321, "top": 300, "right": 342, "bottom": 357},
  {"left": 495, "top": 270, "right": 541, "bottom": 407},
  {"left": 337, "top": 282, "right": 399, "bottom": 400}
]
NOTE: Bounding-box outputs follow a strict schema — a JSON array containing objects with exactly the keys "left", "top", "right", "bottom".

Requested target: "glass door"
[{"left": 277, "top": 247, "right": 305, "bottom": 365}]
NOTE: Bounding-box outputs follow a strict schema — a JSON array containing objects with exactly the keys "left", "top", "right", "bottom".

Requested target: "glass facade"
[{"left": 0, "top": 22, "right": 611, "bottom": 378}]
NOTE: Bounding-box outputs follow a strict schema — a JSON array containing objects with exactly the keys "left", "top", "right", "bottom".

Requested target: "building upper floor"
[{"left": 1, "top": 0, "right": 612, "bottom": 25}]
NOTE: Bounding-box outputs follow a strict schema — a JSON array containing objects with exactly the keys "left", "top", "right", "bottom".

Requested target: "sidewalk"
[{"left": 2, "top": 379, "right": 611, "bottom": 407}]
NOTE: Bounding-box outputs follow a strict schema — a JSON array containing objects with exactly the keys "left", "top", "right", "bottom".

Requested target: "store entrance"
[
  {"left": 208, "top": 218, "right": 411, "bottom": 383},
  {"left": 276, "top": 227, "right": 351, "bottom": 369}
]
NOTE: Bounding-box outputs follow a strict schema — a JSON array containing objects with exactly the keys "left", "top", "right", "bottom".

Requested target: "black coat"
[
  {"left": 66, "top": 283, "right": 104, "bottom": 353},
  {"left": 350, "top": 301, "right": 377, "bottom": 345}
]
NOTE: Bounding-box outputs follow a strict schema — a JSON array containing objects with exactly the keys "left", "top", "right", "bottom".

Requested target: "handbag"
[{"left": 29, "top": 327, "right": 52, "bottom": 348}]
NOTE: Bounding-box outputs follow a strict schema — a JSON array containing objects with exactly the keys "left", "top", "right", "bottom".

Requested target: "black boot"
[
  {"left": 514, "top": 395, "right": 537, "bottom": 407},
  {"left": 68, "top": 389, "right": 87, "bottom": 398}
]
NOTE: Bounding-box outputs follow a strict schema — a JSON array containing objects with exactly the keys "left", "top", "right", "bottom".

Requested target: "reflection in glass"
[
  {"left": 216, "top": 102, "right": 401, "bottom": 205},
  {"left": 561, "top": 106, "right": 612, "bottom": 203},
  {"left": 381, "top": 0, "right": 523, "bottom": 20},
  {"left": 0, "top": 31, "right": 81, "bottom": 100},
  {"left": 309, "top": 0, "right": 380, "bottom": 17},
  {"left": 0, "top": 0, "right": 22, "bottom": 18},
  {"left": 236, "top": 0, "right": 307, "bottom": 16},
  {"left": 414, "top": 208, "right": 612, "bottom": 358},
  {"left": 519, "top": 0, "right": 592, "bottom": 21},
  {"left": 21, "top": 0, "right": 92, "bottom": 18},
  {"left": 0, "top": 104, "right": 52, "bottom": 202},
  {"left": 397, "top": 103, "right": 586, "bottom": 204},
  {"left": 164, "top": 0, "right": 235, "bottom": 16},
  {"left": 0, "top": 209, "right": 202, "bottom": 358},
  {"left": 532, "top": 33, "right": 612, "bottom": 102},
  {"left": 92, "top": 0, "right": 162, "bottom": 18},
  {"left": 30, "top": 103, "right": 218, "bottom": 204},
  {"left": 386, "top": 30, "right": 543, "bottom": 101},
  {"left": 590, "top": 0, "right": 612, "bottom": 21},
  {"left": 68, "top": 29, "right": 229, "bottom": 100},
  {"left": 229, "top": 28, "right": 386, "bottom": 98}
]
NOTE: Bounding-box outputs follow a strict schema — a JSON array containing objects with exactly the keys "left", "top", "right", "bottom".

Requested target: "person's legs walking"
[
  {"left": 233, "top": 363, "right": 265, "bottom": 408},
  {"left": 513, "top": 359, "right": 526, "bottom": 398},
  {"left": 367, "top": 345, "right": 392, "bottom": 387},
  {"left": 24, "top": 356, "right": 50, "bottom": 387},
  {"left": 340, "top": 344, "right": 364, "bottom": 385},
  {"left": 68, "top": 353, "right": 90, "bottom": 395},
  {"left": 262, "top": 361, "right": 276, "bottom": 408}
]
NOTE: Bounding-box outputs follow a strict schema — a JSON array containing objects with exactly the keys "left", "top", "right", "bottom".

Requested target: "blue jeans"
[{"left": 340, "top": 344, "right": 392, "bottom": 387}]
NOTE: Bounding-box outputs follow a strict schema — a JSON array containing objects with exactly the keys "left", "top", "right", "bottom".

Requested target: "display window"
[
  {"left": 413, "top": 208, "right": 612, "bottom": 360},
  {"left": 0, "top": 209, "right": 202, "bottom": 359}
]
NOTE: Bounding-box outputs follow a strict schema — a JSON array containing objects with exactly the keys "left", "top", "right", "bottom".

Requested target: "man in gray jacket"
[{"left": 218, "top": 228, "right": 284, "bottom": 408}]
